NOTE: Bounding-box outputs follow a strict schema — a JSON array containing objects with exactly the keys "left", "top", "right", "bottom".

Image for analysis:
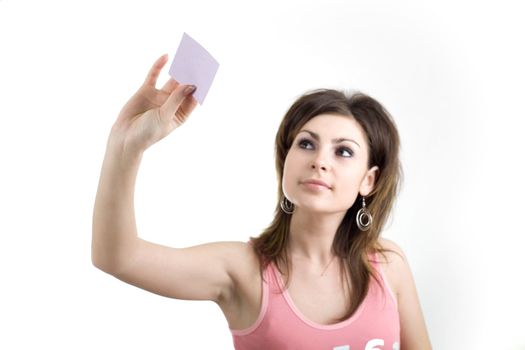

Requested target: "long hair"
[{"left": 250, "top": 88, "right": 404, "bottom": 323}]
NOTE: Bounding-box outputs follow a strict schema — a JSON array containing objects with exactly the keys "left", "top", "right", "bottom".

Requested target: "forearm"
[{"left": 91, "top": 136, "right": 144, "bottom": 273}]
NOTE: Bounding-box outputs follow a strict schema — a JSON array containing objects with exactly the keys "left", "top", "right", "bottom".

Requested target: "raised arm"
[{"left": 91, "top": 55, "right": 239, "bottom": 304}]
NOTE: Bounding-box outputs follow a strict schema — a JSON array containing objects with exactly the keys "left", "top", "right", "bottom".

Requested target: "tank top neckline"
[{"left": 269, "top": 258, "right": 369, "bottom": 330}]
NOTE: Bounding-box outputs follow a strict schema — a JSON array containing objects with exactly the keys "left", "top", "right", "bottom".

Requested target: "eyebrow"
[{"left": 298, "top": 129, "right": 361, "bottom": 148}]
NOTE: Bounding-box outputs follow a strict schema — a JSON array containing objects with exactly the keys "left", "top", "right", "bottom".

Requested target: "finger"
[
  {"left": 160, "top": 78, "right": 179, "bottom": 94},
  {"left": 159, "top": 84, "right": 196, "bottom": 121},
  {"left": 143, "top": 54, "right": 169, "bottom": 88},
  {"left": 178, "top": 94, "right": 198, "bottom": 118}
]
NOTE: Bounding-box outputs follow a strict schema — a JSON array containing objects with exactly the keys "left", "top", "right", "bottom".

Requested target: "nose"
[{"left": 311, "top": 151, "right": 329, "bottom": 171}]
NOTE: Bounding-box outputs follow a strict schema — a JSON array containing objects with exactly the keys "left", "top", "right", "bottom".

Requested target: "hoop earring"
[
  {"left": 356, "top": 196, "right": 373, "bottom": 231},
  {"left": 280, "top": 196, "right": 295, "bottom": 214}
]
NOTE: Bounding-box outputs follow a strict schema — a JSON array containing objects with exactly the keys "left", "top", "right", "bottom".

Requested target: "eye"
[
  {"left": 297, "top": 138, "right": 353, "bottom": 158},
  {"left": 337, "top": 147, "right": 354, "bottom": 158},
  {"left": 298, "top": 138, "right": 314, "bottom": 150}
]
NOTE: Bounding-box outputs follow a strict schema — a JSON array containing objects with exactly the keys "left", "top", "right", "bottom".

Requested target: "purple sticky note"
[{"left": 168, "top": 32, "right": 219, "bottom": 105}]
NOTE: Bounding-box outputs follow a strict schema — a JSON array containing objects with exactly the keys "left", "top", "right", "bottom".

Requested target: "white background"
[{"left": 1, "top": 0, "right": 524, "bottom": 349}]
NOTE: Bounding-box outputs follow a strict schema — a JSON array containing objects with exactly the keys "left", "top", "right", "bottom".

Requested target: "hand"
[{"left": 109, "top": 54, "right": 198, "bottom": 155}]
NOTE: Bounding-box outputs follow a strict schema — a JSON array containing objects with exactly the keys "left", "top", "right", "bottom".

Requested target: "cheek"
[
  {"left": 281, "top": 157, "right": 294, "bottom": 191},
  {"left": 336, "top": 178, "right": 360, "bottom": 207},
  {"left": 283, "top": 152, "right": 303, "bottom": 174},
  {"left": 336, "top": 172, "right": 361, "bottom": 193},
  {"left": 289, "top": 149, "right": 313, "bottom": 171}
]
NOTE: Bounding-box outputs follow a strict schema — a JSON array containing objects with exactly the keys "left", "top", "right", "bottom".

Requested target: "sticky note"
[{"left": 168, "top": 32, "right": 219, "bottom": 105}]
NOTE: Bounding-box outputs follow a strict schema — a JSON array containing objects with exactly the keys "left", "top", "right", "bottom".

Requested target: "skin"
[
  {"left": 283, "top": 114, "right": 378, "bottom": 268},
  {"left": 281, "top": 115, "right": 433, "bottom": 348},
  {"left": 92, "top": 55, "right": 433, "bottom": 349}
]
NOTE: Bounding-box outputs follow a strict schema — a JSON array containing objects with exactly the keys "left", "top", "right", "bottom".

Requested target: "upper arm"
[
  {"left": 378, "top": 238, "right": 433, "bottom": 350},
  {"left": 101, "top": 238, "right": 247, "bottom": 304}
]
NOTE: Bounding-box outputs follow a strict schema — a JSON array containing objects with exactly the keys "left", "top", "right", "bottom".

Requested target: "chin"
[{"left": 295, "top": 204, "right": 333, "bottom": 214}]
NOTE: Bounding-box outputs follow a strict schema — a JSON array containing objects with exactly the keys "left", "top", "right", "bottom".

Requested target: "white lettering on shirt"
[{"left": 332, "top": 338, "right": 399, "bottom": 350}]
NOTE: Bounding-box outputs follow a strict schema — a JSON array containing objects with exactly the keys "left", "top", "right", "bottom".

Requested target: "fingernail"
[{"left": 184, "top": 85, "right": 196, "bottom": 95}]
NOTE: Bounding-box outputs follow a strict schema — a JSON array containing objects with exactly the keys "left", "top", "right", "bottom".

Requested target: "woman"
[{"left": 92, "top": 54, "right": 432, "bottom": 349}]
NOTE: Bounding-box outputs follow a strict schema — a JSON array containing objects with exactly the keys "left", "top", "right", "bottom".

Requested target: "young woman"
[{"left": 92, "top": 54, "right": 432, "bottom": 350}]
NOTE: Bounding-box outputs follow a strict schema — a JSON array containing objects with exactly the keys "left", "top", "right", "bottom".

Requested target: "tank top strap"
[{"left": 368, "top": 249, "right": 398, "bottom": 310}]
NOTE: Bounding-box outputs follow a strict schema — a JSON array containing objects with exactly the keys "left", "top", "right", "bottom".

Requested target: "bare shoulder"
[
  {"left": 375, "top": 237, "right": 410, "bottom": 298},
  {"left": 215, "top": 240, "right": 263, "bottom": 328},
  {"left": 225, "top": 241, "right": 261, "bottom": 275},
  {"left": 219, "top": 241, "right": 261, "bottom": 300},
  {"left": 377, "top": 237, "right": 407, "bottom": 263},
  {"left": 377, "top": 240, "right": 433, "bottom": 348}
]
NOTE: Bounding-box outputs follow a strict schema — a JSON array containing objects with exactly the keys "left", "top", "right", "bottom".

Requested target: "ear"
[{"left": 359, "top": 165, "right": 379, "bottom": 196}]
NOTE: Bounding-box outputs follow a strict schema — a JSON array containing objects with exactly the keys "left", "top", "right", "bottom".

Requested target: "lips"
[{"left": 302, "top": 179, "right": 331, "bottom": 189}]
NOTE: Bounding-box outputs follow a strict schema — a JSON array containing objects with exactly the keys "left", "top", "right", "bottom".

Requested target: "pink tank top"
[{"left": 229, "top": 249, "right": 400, "bottom": 350}]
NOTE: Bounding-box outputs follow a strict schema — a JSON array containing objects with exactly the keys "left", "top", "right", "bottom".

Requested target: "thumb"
[{"left": 159, "top": 84, "right": 196, "bottom": 121}]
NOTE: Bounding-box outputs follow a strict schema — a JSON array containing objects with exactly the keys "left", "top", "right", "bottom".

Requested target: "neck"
[{"left": 287, "top": 207, "right": 346, "bottom": 267}]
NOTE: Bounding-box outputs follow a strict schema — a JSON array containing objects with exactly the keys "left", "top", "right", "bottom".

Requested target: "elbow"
[
  {"left": 91, "top": 249, "right": 111, "bottom": 273},
  {"left": 91, "top": 252, "right": 124, "bottom": 276},
  {"left": 91, "top": 240, "right": 118, "bottom": 274},
  {"left": 91, "top": 239, "right": 134, "bottom": 276}
]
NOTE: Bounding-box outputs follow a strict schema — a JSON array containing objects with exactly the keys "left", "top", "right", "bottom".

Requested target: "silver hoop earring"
[
  {"left": 356, "top": 196, "right": 373, "bottom": 231},
  {"left": 280, "top": 196, "right": 295, "bottom": 214}
]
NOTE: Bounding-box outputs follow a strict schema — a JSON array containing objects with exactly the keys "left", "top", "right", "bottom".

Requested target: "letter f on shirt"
[{"left": 333, "top": 338, "right": 387, "bottom": 350}]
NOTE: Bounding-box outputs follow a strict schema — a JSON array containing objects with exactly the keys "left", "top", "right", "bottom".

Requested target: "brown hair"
[{"left": 249, "top": 88, "right": 404, "bottom": 323}]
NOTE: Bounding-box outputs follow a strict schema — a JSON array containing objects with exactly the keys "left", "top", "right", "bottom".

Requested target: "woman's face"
[{"left": 282, "top": 113, "right": 378, "bottom": 214}]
